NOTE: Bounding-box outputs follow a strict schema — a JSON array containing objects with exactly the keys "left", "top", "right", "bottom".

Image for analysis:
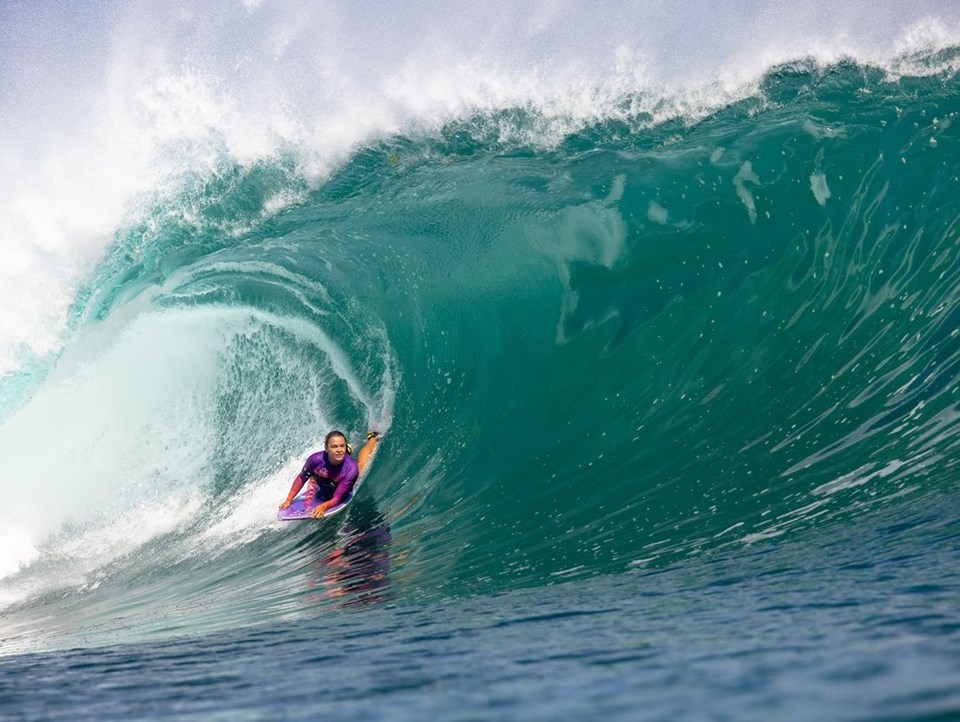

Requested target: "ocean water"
[{"left": 2, "top": 2, "right": 960, "bottom": 719}]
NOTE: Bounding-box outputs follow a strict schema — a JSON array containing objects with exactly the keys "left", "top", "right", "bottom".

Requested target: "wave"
[
  {"left": 3, "top": 1, "right": 958, "bottom": 373},
  {"left": 2, "top": 2, "right": 960, "bottom": 650}
]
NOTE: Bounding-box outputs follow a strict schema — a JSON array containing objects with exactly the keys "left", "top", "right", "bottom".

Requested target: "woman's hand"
[{"left": 312, "top": 502, "right": 332, "bottom": 518}]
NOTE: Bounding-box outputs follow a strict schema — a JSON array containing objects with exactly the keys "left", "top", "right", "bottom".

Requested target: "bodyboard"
[{"left": 277, "top": 481, "right": 361, "bottom": 521}]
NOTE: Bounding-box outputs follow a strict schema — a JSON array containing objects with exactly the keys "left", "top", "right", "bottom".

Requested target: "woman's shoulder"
[{"left": 304, "top": 449, "right": 327, "bottom": 468}]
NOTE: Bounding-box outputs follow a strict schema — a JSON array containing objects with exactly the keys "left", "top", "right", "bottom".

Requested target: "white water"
[{"left": 0, "top": 297, "right": 389, "bottom": 605}]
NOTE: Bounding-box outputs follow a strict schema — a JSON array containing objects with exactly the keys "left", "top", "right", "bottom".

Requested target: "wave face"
[{"left": 2, "top": 2, "right": 960, "bottom": 652}]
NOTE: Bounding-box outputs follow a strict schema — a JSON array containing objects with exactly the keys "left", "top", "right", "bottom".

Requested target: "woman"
[{"left": 279, "top": 430, "right": 380, "bottom": 518}]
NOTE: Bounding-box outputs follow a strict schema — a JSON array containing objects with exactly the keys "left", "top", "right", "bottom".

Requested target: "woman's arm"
[{"left": 279, "top": 473, "right": 306, "bottom": 509}]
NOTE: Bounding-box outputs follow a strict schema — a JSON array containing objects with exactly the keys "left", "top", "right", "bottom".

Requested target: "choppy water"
[{"left": 2, "top": 2, "right": 960, "bottom": 719}]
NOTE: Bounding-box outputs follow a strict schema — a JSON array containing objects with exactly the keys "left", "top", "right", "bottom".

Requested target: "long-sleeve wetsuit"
[{"left": 285, "top": 450, "right": 360, "bottom": 508}]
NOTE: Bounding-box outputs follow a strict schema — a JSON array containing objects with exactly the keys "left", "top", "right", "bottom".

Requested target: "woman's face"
[{"left": 326, "top": 434, "right": 348, "bottom": 465}]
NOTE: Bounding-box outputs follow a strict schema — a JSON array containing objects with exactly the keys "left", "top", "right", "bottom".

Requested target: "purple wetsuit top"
[{"left": 299, "top": 450, "right": 360, "bottom": 507}]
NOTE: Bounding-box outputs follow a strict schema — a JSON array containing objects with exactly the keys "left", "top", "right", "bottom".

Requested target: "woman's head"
[{"left": 325, "top": 430, "right": 349, "bottom": 464}]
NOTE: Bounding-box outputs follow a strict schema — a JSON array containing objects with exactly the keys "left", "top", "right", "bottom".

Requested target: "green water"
[{"left": 2, "top": 59, "right": 959, "bottom": 638}]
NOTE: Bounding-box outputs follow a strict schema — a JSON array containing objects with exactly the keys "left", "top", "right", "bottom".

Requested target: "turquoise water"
[
  {"left": 2, "top": 496, "right": 958, "bottom": 720},
  {"left": 2, "top": 3, "right": 960, "bottom": 719}
]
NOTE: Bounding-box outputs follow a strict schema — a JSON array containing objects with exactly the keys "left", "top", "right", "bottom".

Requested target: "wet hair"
[{"left": 325, "top": 430, "right": 352, "bottom": 455}]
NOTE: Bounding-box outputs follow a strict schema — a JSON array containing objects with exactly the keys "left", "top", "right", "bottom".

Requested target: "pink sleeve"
[{"left": 286, "top": 474, "right": 305, "bottom": 500}]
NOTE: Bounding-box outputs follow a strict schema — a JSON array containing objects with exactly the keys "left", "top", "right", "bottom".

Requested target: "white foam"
[
  {"left": 0, "top": 527, "right": 40, "bottom": 580},
  {"left": 0, "top": 302, "right": 225, "bottom": 584},
  {"left": 733, "top": 161, "right": 761, "bottom": 224},
  {"left": 810, "top": 172, "right": 832, "bottom": 206},
  {"left": 199, "top": 468, "right": 297, "bottom": 553},
  {"left": 647, "top": 202, "right": 670, "bottom": 225},
  {"left": 0, "top": 492, "right": 203, "bottom": 610}
]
